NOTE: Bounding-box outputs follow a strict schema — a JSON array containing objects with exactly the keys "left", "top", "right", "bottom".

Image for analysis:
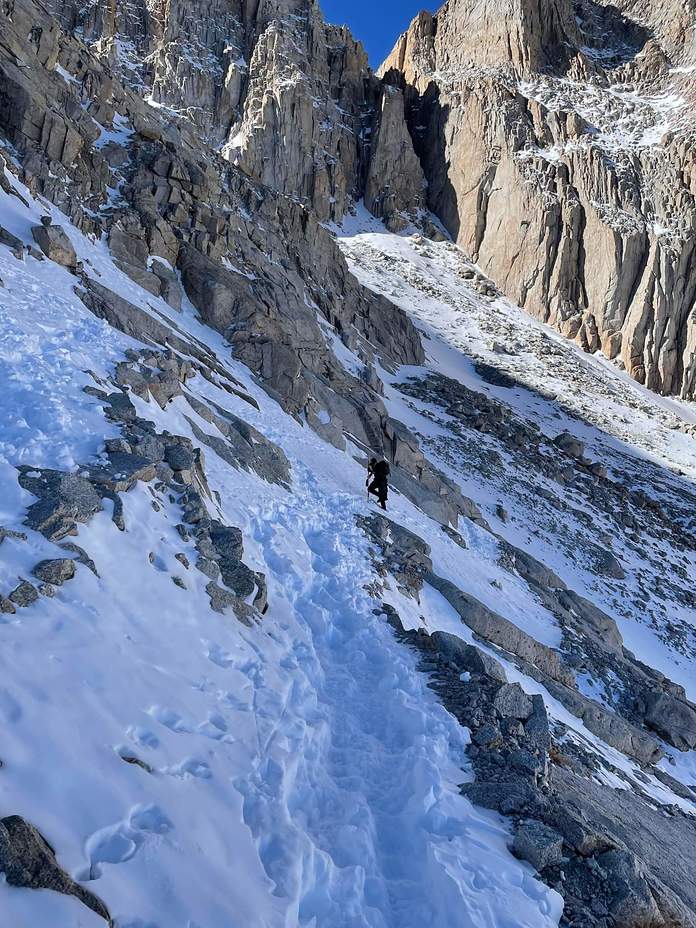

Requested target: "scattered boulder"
[
  {"left": 0, "top": 596, "right": 17, "bottom": 614},
  {"left": 495, "top": 503, "right": 509, "bottom": 523},
  {"left": 32, "top": 559, "right": 76, "bottom": 586},
  {"left": 553, "top": 431, "right": 585, "bottom": 460},
  {"left": 395, "top": 602, "right": 696, "bottom": 925},
  {"left": 9, "top": 581, "right": 39, "bottom": 607},
  {"left": 473, "top": 723, "right": 503, "bottom": 748},
  {"left": 115, "top": 355, "right": 190, "bottom": 409},
  {"left": 462, "top": 779, "right": 542, "bottom": 816},
  {"left": 542, "top": 678, "right": 663, "bottom": 764},
  {"left": 113, "top": 363, "right": 149, "bottom": 400},
  {"left": 164, "top": 442, "right": 197, "bottom": 474},
  {"left": 103, "top": 391, "right": 137, "bottom": 423},
  {"left": 493, "top": 683, "right": 534, "bottom": 720},
  {"left": 114, "top": 260, "right": 162, "bottom": 296},
  {"left": 475, "top": 362, "right": 516, "bottom": 388},
  {"left": 502, "top": 542, "right": 567, "bottom": 592},
  {"left": 512, "top": 820, "right": 564, "bottom": 871},
  {"left": 557, "top": 589, "right": 624, "bottom": 654},
  {"left": 593, "top": 547, "right": 626, "bottom": 580},
  {"left": 123, "top": 433, "right": 165, "bottom": 464},
  {"left": 510, "top": 748, "right": 546, "bottom": 777},
  {"left": 549, "top": 808, "right": 615, "bottom": 858},
  {"left": 205, "top": 582, "right": 254, "bottom": 624},
  {"left": 644, "top": 692, "right": 696, "bottom": 751},
  {"left": 184, "top": 396, "right": 291, "bottom": 488},
  {"left": 192, "top": 519, "right": 268, "bottom": 616},
  {"left": 88, "top": 452, "right": 157, "bottom": 493},
  {"left": 196, "top": 556, "right": 220, "bottom": 580},
  {"left": 30, "top": 224, "right": 77, "bottom": 269},
  {"left": 359, "top": 514, "right": 433, "bottom": 598},
  {"left": 19, "top": 469, "right": 103, "bottom": 541},
  {"left": 430, "top": 632, "right": 508, "bottom": 682},
  {"left": 0, "top": 226, "right": 24, "bottom": 257},
  {"left": 427, "top": 572, "right": 574, "bottom": 687},
  {"left": 598, "top": 850, "right": 662, "bottom": 928},
  {"left": 216, "top": 559, "right": 256, "bottom": 599},
  {"left": 208, "top": 523, "right": 244, "bottom": 566},
  {"left": 441, "top": 524, "right": 469, "bottom": 549},
  {"left": 0, "top": 815, "right": 110, "bottom": 923},
  {"left": 147, "top": 371, "right": 182, "bottom": 409}
]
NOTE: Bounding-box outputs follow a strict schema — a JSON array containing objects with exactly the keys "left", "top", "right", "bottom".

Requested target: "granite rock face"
[
  {"left": 385, "top": 604, "right": 696, "bottom": 928},
  {"left": 3, "top": 0, "right": 696, "bottom": 923},
  {"left": 380, "top": 0, "right": 696, "bottom": 400},
  {"left": 27, "top": 0, "right": 696, "bottom": 400},
  {"left": 364, "top": 83, "right": 427, "bottom": 231},
  {"left": 42, "top": 0, "right": 425, "bottom": 230}
]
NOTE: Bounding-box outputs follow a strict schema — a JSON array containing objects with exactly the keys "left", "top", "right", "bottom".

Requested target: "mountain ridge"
[{"left": 23, "top": 0, "right": 696, "bottom": 404}]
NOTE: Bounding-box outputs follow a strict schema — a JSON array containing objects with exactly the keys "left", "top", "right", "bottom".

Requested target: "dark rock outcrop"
[
  {"left": 0, "top": 815, "right": 111, "bottom": 923},
  {"left": 30, "top": 223, "right": 77, "bottom": 267},
  {"left": 32, "top": 558, "right": 76, "bottom": 585},
  {"left": 384, "top": 605, "right": 696, "bottom": 928}
]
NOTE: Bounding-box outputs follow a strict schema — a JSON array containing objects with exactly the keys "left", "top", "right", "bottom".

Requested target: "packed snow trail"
[
  {"left": 0, "top": 209, "right": 563, "bottom": 925},
  {"left": 242, "top": 470, "right": 562, "bottom": 928}
]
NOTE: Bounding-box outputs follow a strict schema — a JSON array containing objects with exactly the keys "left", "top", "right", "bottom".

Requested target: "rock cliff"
[
  {"left": 381, "top": 0, "right": 696, "bottom": 399},
  {"left": 43, "top": 0, "right": 424, "bottom": 228},
  {"left": 40, "top": 0, "right": 696, "bottom": 402}
]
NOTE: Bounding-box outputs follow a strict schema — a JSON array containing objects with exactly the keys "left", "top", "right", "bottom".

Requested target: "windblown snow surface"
[{"left": 0, "top": 167, "right": 695, "bottom": 927}]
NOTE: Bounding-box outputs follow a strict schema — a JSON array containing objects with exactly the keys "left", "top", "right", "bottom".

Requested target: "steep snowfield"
[
  {"left": 0, "top": 173, "right": 567, "bottom": 925},
  {"left": 337, "top": 225, "right": 696, "bottom": 789},
  {"left": 2, "top": 155, "right": 696, "bottom": 924},
  {"left": 338, "top": 229, "right": 696, "bottom": 478}
]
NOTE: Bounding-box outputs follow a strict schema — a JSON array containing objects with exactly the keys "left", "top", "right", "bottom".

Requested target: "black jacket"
[{"left": 370, "top": 460, "right": 390, "bottom": 482}]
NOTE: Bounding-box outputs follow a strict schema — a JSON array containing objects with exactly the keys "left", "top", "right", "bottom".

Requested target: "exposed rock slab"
[{"left": 0, "top": 815, "right": 111, "bottom": 923}]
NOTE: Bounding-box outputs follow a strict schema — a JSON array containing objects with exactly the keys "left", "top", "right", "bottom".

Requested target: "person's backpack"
[{"left": 374, "top": 460, "right": 390, "bottom": 480}]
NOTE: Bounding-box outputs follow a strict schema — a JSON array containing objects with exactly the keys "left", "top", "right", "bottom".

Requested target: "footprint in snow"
[
  {"left": 148, "top": 705, "right": 231, "bottom": 743},
  {"left": 126, "top": 725, "right": 160, "bottom": 749},
  {"left": 77, "top": 804, "right": 172, "bottom": 881},
  {"left": 162, "top": 757, "right": 212, "bottom": 780},
  {"left": 219, "top": 690, "right": 252, "bottom": 712},
  {"left": 196, "top": 712, "right": 233, "bottom": 742},
  {"left": 205, "top": 641, "right": 237, "bottom": 668},
  {"left": 148, "top": 706, "right": 193, "bottom": 733}
]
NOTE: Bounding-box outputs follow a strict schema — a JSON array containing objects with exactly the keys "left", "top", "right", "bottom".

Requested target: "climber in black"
[{"left": 367, "top": 457, "right": 390, "bottom": 510}]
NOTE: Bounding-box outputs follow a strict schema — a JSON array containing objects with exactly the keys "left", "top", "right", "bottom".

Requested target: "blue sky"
[{"left": 321, "top": 1, "right": 437, "bottom": 66}]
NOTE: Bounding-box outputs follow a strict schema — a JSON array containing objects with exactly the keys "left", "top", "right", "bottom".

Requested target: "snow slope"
[
  {"left": 337, "top": 223, "right": 696, "bottom": 798},
  {"left": 339, "top": 229, "right": 696, "bottom": 691},
  {"left": 0, "top": 170, "right": 567, "bottom": 926}
]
